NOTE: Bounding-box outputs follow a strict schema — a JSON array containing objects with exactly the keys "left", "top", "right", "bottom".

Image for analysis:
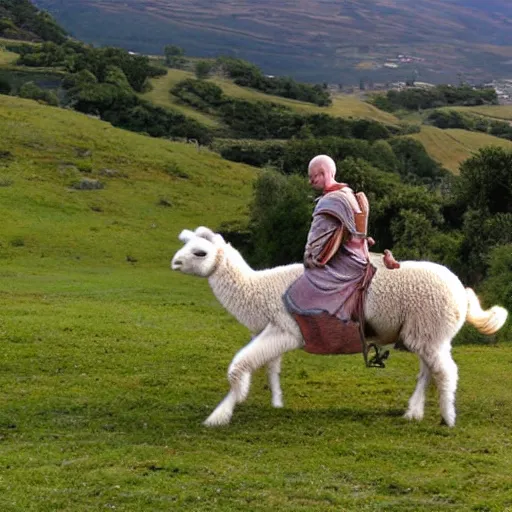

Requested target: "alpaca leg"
[
  {"left": 267, "top": 356, "right": 284, "bottom": 408},
  {"left": 204, "top": 325, "right": 299, "bottom": 427},
  {"left": 237, "top": 371, "right": 252, "bottom": 403},
  {"left": 429, "top": 345, "right": 458, "bottom": 427},
  {"left": 404, "top": 358, "right": 431, "bottom": 421}
]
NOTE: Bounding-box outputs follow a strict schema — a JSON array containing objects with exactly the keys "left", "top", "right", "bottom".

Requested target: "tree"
[
  {"left": 456, "top": 146, "right": 512, "bottom": 215},
  {"left": 482, "top": 244, "right": 512, "bottom": 325},
  {"left": 388, "top": 137, "right": 447, "bottom": 185},
  {"left": 18, "top": 81, "right": 58, "bottom": 106},
  {"left": 248, "top": 169, "right": 312, "bottom": 267},
  {"left": 164, "top": 45, "right": 185, "bottom": 68},
  {"left": 104, "top": 65, "right": 131, "bottom": 91},
  {"left": 390, "top": 209, "right": 436, "bottom": 260},
  {"left": 195, "top": 60, "right": 213, "bottom": 79}
]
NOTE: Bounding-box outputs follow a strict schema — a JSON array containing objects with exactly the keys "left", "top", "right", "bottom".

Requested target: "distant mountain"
[{"left": 32, "top": 0, "right": 512, "bottom": 84}]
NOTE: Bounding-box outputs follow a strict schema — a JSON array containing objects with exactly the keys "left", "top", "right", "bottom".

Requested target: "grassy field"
[
  {"left": 0, "top": 47, "right": 18, "bottom": 66},
  {"left": 447, "top": 105, "right": 512, "bottom": 122},
  {"left": 142, "top": 69, "right": 400, "bottom": 127},
  {"left": 409, "top": 126, "right": 512, "bottom": 174},
  {"left": 1, "top": 95, "right": 512, "bottom": 511},
  {"left": 141, "top": 69, "right": 221, "bottom": 128}
]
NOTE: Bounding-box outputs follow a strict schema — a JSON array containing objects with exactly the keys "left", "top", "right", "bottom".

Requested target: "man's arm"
[{"left": 304, "top": 213, "right": 343, "bottom": 268}]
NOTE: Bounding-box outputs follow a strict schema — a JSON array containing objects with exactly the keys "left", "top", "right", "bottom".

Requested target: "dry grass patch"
[{"left": 409, "top": 125, "right": 512, "bottom": 173}]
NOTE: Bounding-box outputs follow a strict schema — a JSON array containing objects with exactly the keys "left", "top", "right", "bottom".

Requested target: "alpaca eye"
[{"left": 193, "top": 250, "right": 207, "bottom": 258}]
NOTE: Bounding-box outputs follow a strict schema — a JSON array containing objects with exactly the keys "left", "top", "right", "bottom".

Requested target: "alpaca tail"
[{"left": 465, "top": 288, "right": 508, "bottom": 335}]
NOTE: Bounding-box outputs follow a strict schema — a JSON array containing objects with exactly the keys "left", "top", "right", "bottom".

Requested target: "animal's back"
[{"left": 365, "top": 261, "right": 468, "bottom": 348}]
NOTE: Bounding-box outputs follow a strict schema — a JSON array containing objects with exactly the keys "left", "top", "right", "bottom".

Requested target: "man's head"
[{"left": 308, "top": 154, "right": 336, "bottom": 190}]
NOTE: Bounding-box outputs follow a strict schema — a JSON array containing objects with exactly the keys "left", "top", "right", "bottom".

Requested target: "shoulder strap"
[{"left": 354, "top": 192, "right": 369, "bottom": 235}]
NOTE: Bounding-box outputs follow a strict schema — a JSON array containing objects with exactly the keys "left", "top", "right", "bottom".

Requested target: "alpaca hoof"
[
  {"left": 272, "top": 399, "right": 284, "bottom": 408},
  {"left": 440, "top": 416, "right": 455, "bottom": 427},
  {"left": 403, "top": 410, "right": 423, "bottom": 421},
  {"left": 203, "top": 409, "right": 232, "bottom": 427}
]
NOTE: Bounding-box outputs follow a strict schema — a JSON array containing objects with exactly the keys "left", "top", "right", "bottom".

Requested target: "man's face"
[{"left": 308, "top": 165, "right": 326, "bottom": 190}]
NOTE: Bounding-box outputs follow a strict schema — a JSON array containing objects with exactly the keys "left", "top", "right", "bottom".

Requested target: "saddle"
[{"left": 293, "top": 260, "right": 376, "bottom": 358}]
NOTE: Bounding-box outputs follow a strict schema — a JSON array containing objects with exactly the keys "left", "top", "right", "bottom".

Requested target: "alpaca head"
[{"left": 171, "top": 226, "right": 225, "bottom": 277}]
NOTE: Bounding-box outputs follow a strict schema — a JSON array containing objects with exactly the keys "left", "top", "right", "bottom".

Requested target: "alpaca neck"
[{"left": 208, "top": 246, "right": 255, "bottom": 327}]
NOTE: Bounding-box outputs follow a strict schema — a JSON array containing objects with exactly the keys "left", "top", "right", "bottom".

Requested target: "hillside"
[
  {"left": 0, "top": 44, "right": 17, "bottom": 65},
  {"left": 0, "top": 0, "right": 67, "bottom": 43},
  {"left": 33, "top": 0, "right": 512, "bottom": 84},
  {"left": 408, "top": 125, "right": 512, "bottom": 174},
  {"left": 0, "top": 94, "right": 256, "bottom": 266},
  {"left": 445, "top": 105, "right": 512, "bottom": 122},
  {"left": 141, "top": 69, "right": 401, "bottom": 127}
]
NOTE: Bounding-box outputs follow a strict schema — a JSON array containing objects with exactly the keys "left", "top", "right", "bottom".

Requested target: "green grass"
[
  {"left": 0, "top": 94, "right": 256, "bottom": 266},
  {"left": 142, "top": 69, "right": 400, "bottom": 127},
  {"left": 409, "top": 126, "right": 512, "bottom": 173},
  {"left": 0, "top": 47, "right": 18, "bottom": 66},
  {"left": 141, "top": 69, "right": 221, "bottom": 128},
  {"left": 1, "top": 94, "right": 512, "bottom": 511}
]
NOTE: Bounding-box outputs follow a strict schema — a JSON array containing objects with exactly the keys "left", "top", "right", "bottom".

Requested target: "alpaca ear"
[
  {"left": 178, "top": 229, "right": 195, "bottom": 243},
  {"left": 194, "top": 226, "right": 215, "bottom": 242},
  {"left": 195, "top": 226, "right": 226, "bottom": 246}
]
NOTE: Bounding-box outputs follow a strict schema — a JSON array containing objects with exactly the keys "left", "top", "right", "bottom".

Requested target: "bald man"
[{"left": 283, "top": 154, "right": 397, "bottom": 356}]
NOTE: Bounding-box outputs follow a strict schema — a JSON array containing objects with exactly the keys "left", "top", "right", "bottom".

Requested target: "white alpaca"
[{"left": 171, "top": 226, "right": 508, "bottom": 428}]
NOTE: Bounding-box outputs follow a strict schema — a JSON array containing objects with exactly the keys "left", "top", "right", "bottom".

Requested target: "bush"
[
  {"left": 247, "top": 169, "right": 312, "bottom": 267},
  {"left": 213, "top": 139, "right": 286, "bottom": 168},
  {"left": 171, "top": 78, "right": 225, "bottom": 113},
  {"left": 425, "top": 109, "right": 472, "bottom": 130},
  {"left": 217, "top": 56, "right": 332, "bottom": 106},
  {"left": 481, "top": 244, "right": 512, "bottom": 341},
  {"left": 195, "top": 60, "right": 214, "bottom": 79},
  {"left": 18, "top": 81, "right": 59, "bottom": 106}
]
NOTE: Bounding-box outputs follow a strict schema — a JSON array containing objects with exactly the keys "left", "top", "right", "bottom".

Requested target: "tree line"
[
  {"left": 163, "top": 45, "right": 332, "bottom": 107},
  {"left": 171, "top": 78, "right": 396, "bottom": 141},
  {"left": 425, "top": 109, "right": 512, "bottom": 141},
  {"left": 371, "top": 84, "right": 498, "bottom": 112}
]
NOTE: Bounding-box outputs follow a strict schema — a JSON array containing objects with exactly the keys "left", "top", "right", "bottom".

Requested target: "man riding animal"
[{"left": 284, "top": 154, "right": 399, "bottom": 362}]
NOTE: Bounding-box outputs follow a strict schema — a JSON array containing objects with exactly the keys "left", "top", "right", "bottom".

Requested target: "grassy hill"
[
  {"left": 408, "top": 125, "right": 512, "bottom": 174},
  {"left": 0, "top": 46, "right": 17, "bottom": 65},
  {"left": 445, "top": 105, "right": 512, "bottom": 122},
  {"left": 142, "top": 69, "right": 512, "bottom": 174},
  {"left": 33, "top": 0, "right": 512, "bottom": 84},
  {"left": 0, "top": 94, "right": 256, "bottom": 267},
  {"left": 142, "top": 68, "right": 401, "bottom": 128}
]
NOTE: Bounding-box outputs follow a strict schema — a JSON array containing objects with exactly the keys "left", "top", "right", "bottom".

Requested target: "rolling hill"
[
  {"left": 33, "top": 0, "right": 512, "bottom": 84},
  {"left": 141, "top": 68, "right": 401, "bottom": 128},
  {"left": 0, "top": 94, "right": 257, "bottom": 266},
  {"left": 408, "top": 125, "right": 512, "bottom": 173}
]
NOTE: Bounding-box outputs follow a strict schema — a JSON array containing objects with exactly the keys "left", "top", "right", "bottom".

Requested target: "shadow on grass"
[{"left": 32, "top": 401, "right": 408, "bottom": 436}]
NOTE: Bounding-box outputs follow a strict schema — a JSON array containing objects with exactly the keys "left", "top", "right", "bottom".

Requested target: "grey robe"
[{"left": 284, "top": 188, "right": 370, "bottom": 321}]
